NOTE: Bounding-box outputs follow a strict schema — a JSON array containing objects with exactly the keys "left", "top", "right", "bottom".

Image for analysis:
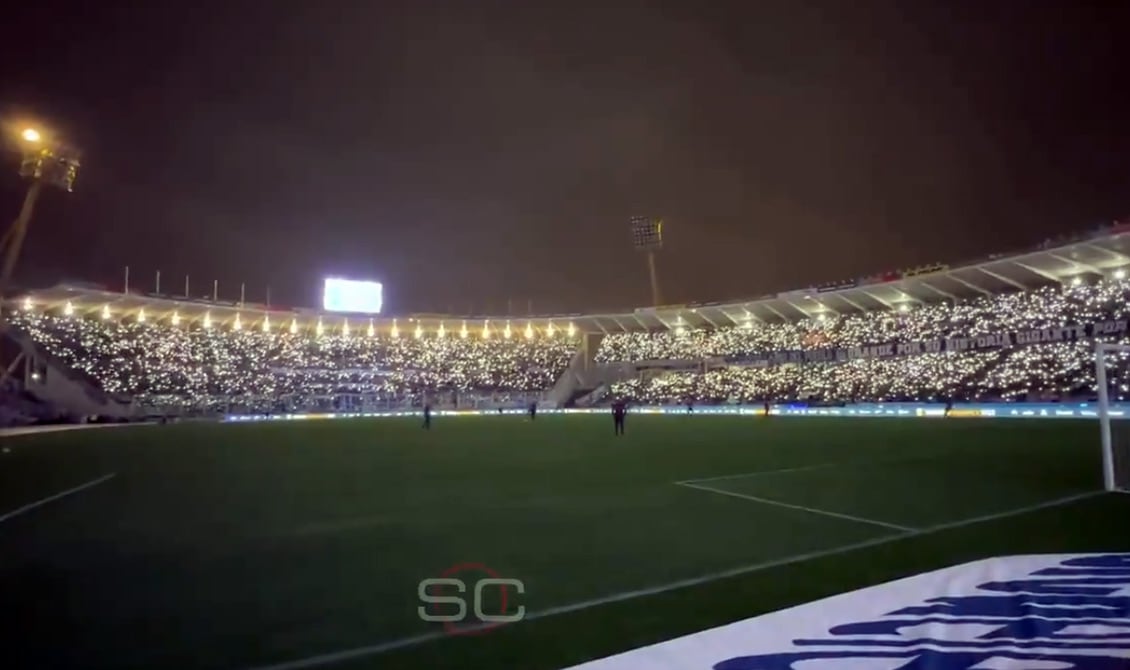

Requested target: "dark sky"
[{"left": 1, "top": 1, "right": 1128, "bottom": 315}]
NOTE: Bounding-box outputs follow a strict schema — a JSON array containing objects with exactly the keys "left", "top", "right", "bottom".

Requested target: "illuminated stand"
[
  {"left": 1, "top": 126, "right": 81, "bottom": 300},
  {"left": 631, "top": 215, "right": 663, "bottom": 307}
]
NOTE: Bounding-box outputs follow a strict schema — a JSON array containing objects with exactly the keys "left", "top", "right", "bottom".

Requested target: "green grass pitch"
[{"left": 2, "top": 415, "right": 1129, "bottom": 670}]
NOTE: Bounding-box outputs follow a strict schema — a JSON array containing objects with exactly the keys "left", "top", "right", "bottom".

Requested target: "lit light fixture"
[
  {"left": 1116, "top": 269, "right": 1127, "bottom": 280},
  {"left": 233, "top": 314, "right": 242, "bottom": 331},
  {"left": 390, "top": 319, "right": 400, "bottom": 339},
  {"left": 504, "top": 321, "right": 513, "bottom": 339},
  {"left": 460, "top": 321, "right": 469, "bottom": 339},
  {"left": 289, "top": 318, "right": 298, "bottom": 334},
  {"left": 675, "top": 325, "right": 687, "bottom": 336},
  {"left": 342, "top": 319, "right": 350, "bottom": 337},
  {"left": 899, "top": 304, "right": 909, "bottom": 313},
  {"left": 203, "top": 312, "right": 212, "bottom": 329},
  {"left": 21, "top": 296, "right": 33, "bottom": 311},
  {"left": 414, "top": 323, "right": 423, "bottom": 339},
  {"left": 547, "top": 322, "right": 556, "bottom": 336},
  {"left": 21, "top": 128, "right": 41, "bottom": 143},
  {"left": 137, "top": 308, "right": 146, "bottom": 323},
  {"left": 315, "top": 318, "right": 324, "bottom": 336},
  {"left": 367, "top": 319, "right": 375, "bottom": 337},
  {"left": 524, "top": 322, "right": 534, "bottom": 339},
  {"left": 482, "top": 321, "right": 491, "bottom": 339},
  {"left": 102, "top": 304, "right": 111, "bottom": 320},
  {"left": 437, "top": 322, "right": 446, "bottom": 338},
  {"left": 567, "top": 322, "right": 576, "bottom": 337},
  {"left": 262, "top": 315, "right": 271, "bottom": 332},
  {"left": 817, "top": 313, "right": 827, "bottom": 322},
  {"left": 1071, "top": 276, "right": 1083, "bottom": 287},
  {"left": 63, "top": 301, "right": 74, "bottom": 317},
  {"left": 171, "top": 311, "right": 181, "bottom": 326}
]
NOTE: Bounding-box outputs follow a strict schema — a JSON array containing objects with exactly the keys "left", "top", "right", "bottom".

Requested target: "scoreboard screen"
[{"left": 323, "top": 278, "right": 383, "bottom": 314}]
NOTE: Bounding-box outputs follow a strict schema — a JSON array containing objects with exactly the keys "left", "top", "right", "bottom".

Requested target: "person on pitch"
[
  {"left": 529, "top": 401, "right": 537, "bottom": 420},
  {"left": 422, "top": 403, "right": 432, "bottom": 430},
  {"left": 612, "top": 400, "right": 627, "bottom": 436}
]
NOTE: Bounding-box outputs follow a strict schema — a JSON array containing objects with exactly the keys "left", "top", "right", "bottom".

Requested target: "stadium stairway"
[
  {"left": 3, "top": 326, "right": 137, "bottom": 420},
  {"left": 574, "top": 383, "right": 609, "bottom": 407},
  {"left": 547, "top": 346, "right": 589, "bottom": 406}
]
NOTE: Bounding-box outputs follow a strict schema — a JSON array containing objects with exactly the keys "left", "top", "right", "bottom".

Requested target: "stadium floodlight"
[
  {"left": 631, "top": 215, "right": 664, "bottom": 306},
  {"left": 1094, "top": 341, "right": 1130, "bottom": 492},
  {"left": 1, "top": 122, "right": 81, "bottom": 317}
]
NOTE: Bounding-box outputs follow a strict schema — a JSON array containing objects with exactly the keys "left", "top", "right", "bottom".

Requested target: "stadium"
[{"left": 2, "top": 216, "right": 1130, "bottom": 668}]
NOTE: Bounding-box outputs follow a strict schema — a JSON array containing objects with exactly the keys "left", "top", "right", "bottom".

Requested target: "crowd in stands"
[
  {"left": 10, "top": 278, "right": 1130, "bottom": 414},
  {"left": 600, "top": 280, "right": 1130, "bottom": 404},
  {"left": 9, "top": 312, "right": 578, "bottom": 414},
  {"left": 597, "top": 282, "right": 1130, "bottom": 364}
]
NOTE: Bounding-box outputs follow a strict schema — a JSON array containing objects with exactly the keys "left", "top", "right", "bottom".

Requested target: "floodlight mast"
[
  {"left": 631, "top": 215, "right": 663, "bottom": 306},
  {"left": 0, "top": 126, "right": 81, "bottom": 303}
]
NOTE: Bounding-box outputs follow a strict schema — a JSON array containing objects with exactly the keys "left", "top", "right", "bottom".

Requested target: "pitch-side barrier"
[{"left": 223, "top": 401, "right": 1130, "bottom": 423}]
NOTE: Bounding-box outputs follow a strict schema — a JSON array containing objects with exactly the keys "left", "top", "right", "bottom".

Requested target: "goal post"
[{"left": 1095, "top": 341, "right": 1130, "bottom": 492}]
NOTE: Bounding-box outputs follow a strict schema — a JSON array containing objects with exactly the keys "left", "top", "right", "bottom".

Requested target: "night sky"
[{"left": 1, "top": 2, "right": 1128, "bottom": 315}]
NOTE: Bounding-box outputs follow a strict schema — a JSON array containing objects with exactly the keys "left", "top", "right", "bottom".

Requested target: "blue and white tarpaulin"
[{"left": 562, "top": 554, "right": 1130, "bottom": 670}]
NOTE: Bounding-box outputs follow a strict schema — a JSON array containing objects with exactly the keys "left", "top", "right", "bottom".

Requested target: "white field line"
[
  {"left": 676, "top": 480, "right": 916, "bottom": 532},
  {"left": 0, "top": 473, "right": 117, "bottom": 524},
  {"left": 0, "top": 422, "right": 155, "bottom": 438},
  {"left": 240, "top": 489, "right": 1108, "bottom": 670},
  {"left": 675, "top": 462, "right": 836, "bottom": 485}
]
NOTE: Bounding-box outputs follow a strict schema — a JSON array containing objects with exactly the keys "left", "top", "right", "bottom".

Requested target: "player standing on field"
[
  {"left": 612, "top": 400, "right": 626, "bottom": 435},
  {"left": 422, "top": 403, "right": 432, "bottom": 430}
]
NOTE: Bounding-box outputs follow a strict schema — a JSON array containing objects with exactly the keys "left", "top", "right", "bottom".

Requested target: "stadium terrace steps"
[{"left": 4, "top": 326, "right": 135, "bottom": 420}]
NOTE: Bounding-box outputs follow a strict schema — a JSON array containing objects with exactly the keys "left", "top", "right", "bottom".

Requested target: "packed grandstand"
[{"left": 4, "top": 224, "right": 1130, "bottom": 423}]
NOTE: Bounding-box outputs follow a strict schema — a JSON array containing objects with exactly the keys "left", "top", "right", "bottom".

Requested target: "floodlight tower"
[
  {"left": 1, "top": 126, "right": 80, "bottom": 295},
  {"left": 631, "top": 215, "right": 663, "bottom": 306}
]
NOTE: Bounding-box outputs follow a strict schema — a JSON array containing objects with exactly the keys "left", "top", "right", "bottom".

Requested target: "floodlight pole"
[
  {"left": 646, "top": 250, "right": 661, "bottom": 308},
  {"left": 0, "top": 129, "right": 81, "bottom": 326},
  {"left": 631, "top": 215, "right": 664, "bottom": 306},
  {"left": 0, "top": 178, "right": 43, "bottom": 290}
]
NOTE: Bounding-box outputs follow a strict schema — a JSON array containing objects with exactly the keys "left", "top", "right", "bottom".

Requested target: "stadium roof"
[{"left": 11, "top": 224, "right": 1130, "bottom": 336}]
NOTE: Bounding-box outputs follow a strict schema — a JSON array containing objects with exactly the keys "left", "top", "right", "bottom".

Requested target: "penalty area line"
[
  {"left": 675, "top": 480, "right": 915, "bottom": 532},
  {"left": 239, "top": 488, "right": 1107, "bottom": 670},
  {"left": 0, "top": 473, "right": 117, "bottom": 525},
  {"left": 675, "top": 462, "right": 836, "bottom": 485}
]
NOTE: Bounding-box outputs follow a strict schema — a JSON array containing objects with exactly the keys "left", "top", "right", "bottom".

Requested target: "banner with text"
[{"left": 727, "top": 318, "right": 1129, "bottom": 367}]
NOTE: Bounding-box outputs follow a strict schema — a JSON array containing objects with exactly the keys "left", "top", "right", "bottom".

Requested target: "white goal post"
[{"left": 1095, "top": 341, "right": 1130, "bottom": 492}]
